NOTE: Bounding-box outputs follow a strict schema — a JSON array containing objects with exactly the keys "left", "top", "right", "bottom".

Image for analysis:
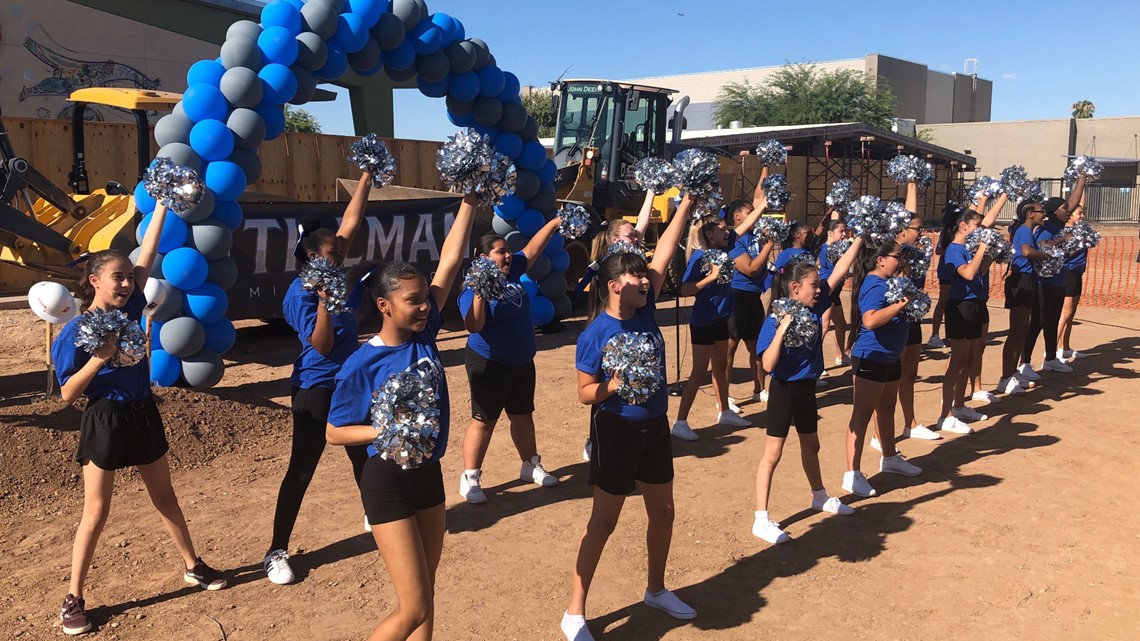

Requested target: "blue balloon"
[
  {"left": 430, "top": 13, "right": 457, "bottom": 47},
  {"left": 417, "top": 75, "right": 449, "bottom": 98},
  {"left": 544, "top": 233, "right": 565, "bottom": 255},
  {"left": 518, "top": 140, "right": 548, "bottom": 172},
  {"left": 494, "top": 132, "right": 523, "bottom": 161},
  {"left": 189, "top": 119, "right": 234, "bottom": 162},
  {"left": 332, "top": 13, "right": 370, "bottom": 53},
  {"left": 259, "top": 63, "right": 298, "bottom": 104},
  {"left": 205, "top": 161, "right": 246, "bottom": 201},
  {"left": 212, "top": 200, "right": 244, "bottom": 231},
  {"left": 137, "top": 211, "right": 188, "bottom": 253},
  {"left": 182, "top": 84, "right": 228, "bottom": 123},
  {"left": 347, "top": 0, "right": 384, "bottom": 26},
  {"left": 317, "top": 44, "right": 349, "bottom": 80},
  {"left": 447, "top": 110, "right": 475, "bottom": 128},
  {"left": 499, "top": 71, "right": 521, "bottom": 102},
  {"left": 516, "top": 208, "right": 545, "bottom": 237},
  {"left": 384, "top": 38, "right": 415, "bottom": 70},
  {"left": 497, "top": 194, "right": 525, "bottom": 220},
  {"left": 186, "top": 60, "right": 225, "bottom": 88},
  {"left": 186, "top": 282, "right": 229, "bottom": 323},
  {"left": 150, "top": 349, "right": 182, "bottom": 386},
  {"left": 477, "top": 65, "right": 505, "bottom": 98},
  {"left": 261, "top": 0, "right": 303, "bottom": 35},
  {"left": 410, "top": 21, "right": 442, "bottom": 55},
  {"left": 258, "top": 26, "right": 299, "bottom": 66},
  {"left": 453, "top": 17, "right": 465, "bottom": 40},
  {"left": 203, "top": 318, "right": 237, "bottom": 353},
  {"left": 255, "top": 101, "right": 286, "bottom": 140},
  {"left": 448, "top": 71, "right": 479, "bottom": 102},
  {"left": 133, "top": 181, "right": 156, "bottom": 214},
  {"left": 549, "top": 248, "right": 570, "bottom": 273},
  {"left": 538, "top": 158, "right": 557, "bottom": 185},
  {"left": 520, "top": 274, "right": 539, "bottom": 299},
  {"left": 531, "top": 294, "right": 554, "bottom": 326},
  {"left": 473, "top": 124, "right": 499, "bottom": 140},
  {"left": 163, "top": 247, "right": 209, "bottom": 290}
]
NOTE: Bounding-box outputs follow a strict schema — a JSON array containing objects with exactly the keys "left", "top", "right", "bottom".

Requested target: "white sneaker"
[
  {"left": 1042, "top": 358, "right": 1073, "bottom": 373},
  {"left": 643, "top": 588, "right": 697, "bottom": 619},
  {"left": 582, "top": 439, "right": 591, "bottom": 462},
  {"left": 561, "top": 612, "right": 595, "bottom": 641},
  {"left": 927, "top": 334, "right": 946, "bottom": 348},
  {"left": 811, "top": 493, "right": 854, "bottom": 515},
  {"left": 842, "top": 470, "right": 877, "bottom": 497},
  {"left": 264, "top": 549, "right": 295, "bottom": 585},
  {"left": 716, "top": 410, "right": 750, "bottom": 427},
  {"left": 521, "top": 456, "right": 559, "bottom": 487},
  {"left": 752, "top": 389, "right": 769, "bottom": 403},
  {"left": 880, "top": 453, "right": 922, "bottom": 476},
  {"left": 722, "top": 397, "right": 743, "bottom": 414},
  {"left": 902, "top": 425, "right": 942, "bottom": 440},
  {"left": 363, "top": 515, "right": 372, "bottom": 533},
  {"left": 869, "top": 436, "right": 882, "bottom": 452},
  {"left": 997, "top": 377, "right": 1027, "bottom": 395},
  {"left": 752, "top": 518, "right": 790, "bottom": 544},
  {"left": 671, "top": 419, "right": 700, "bottom": 441},
  {"left": 971, "top": 390, "right": 1001, "bottom": 404},
  {"left": 952, "top": 406, "right": 988, "bottom": 422},
  {"left": 937, "top": 416, "right": 974, "bottom": 434},
  {"left": 459, "top": 470, "right": 488, "bottom": 504},
  {"left": 1013, "top": 372, "right": 1036, "bottom": 389},
  {"left": 1017, "top": 363, "right": 1042, "bottom": 381},
  {"left": 1063, "top": 349, "right": 1087, "bottom": 360}
]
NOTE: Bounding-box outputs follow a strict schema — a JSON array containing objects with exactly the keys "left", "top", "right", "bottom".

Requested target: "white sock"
[
  {"left": 812, "top": 488, "right": 829, "bottom": 500},
  {"left": 755, "top": 510, "right": 769, "bottom": 522},
  {"left": 464, "top": 469, "right": 479, "bottom": 479}
]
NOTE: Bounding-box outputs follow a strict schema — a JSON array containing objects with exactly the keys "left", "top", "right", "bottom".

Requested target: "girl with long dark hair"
[{"left": 998, "top": 200, "right": 1050, "bottom": 395}]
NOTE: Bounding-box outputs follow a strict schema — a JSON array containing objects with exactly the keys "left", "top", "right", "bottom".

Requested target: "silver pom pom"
[
  {"left": 845, "top": 195, "right": 903, "bottom": 247},
  {"left": 1063, "top": 155, "right": 1102, "bottom": 186},
  {"left": 436, "top": 128, "right": 517, "bottom": 206},
  {"left": 965, "top": 227, "right": 1013, "bottom": 264},
  {"left": 604, "top": 240, "right": 647, "bottom": 261},
  {"left": 1000, "top": 165, "right": 1045, "bottom": 204},
  {"left": 1033, "top": 245, "right": 1066, "bottom": 278},
  {"left": 762, "top": 174, "right": 793, "bottom": 210},
  {"left": 826, "top": 179, "right": 853, "bottom": 210},
  {"left": 692, "top": 191, "right": 725, "bottom": 220},
  {"left": 74, "top": 308, "right": 148, "bottom": 368},
  {"left": 826, "top": 238, "right": 853, "bottom": 265},
  {"left": 885, "top": 202, "right": 914, "bottom": 236},
  {"left": 755, "top": 140, "right": 788, "bottom": 165},
  {"left": 464, "top": 256, "right": 507, "bottom": 300},
  {"left": 769, "top": 297, "right": 818, "bottom": 348},
  {"left": 701, "top": 248, "right": 734, "bottom": 284},
  {"left": 751, "top": 217, "right": 792, "bottom": 254},
  {"left": 369, "top": 370, "right": 440, "bottom": 469},
  {"left": 887, "top": 155, "right": 934, "bottom": 189},
  {"left": 900, "top": 235, "right": 933, "bottom": 279},
  {"left": 884, "top": 276, "right": 931, "bottom": 322},
  {"left": 348, "top": 133, "right": 397, "bottom": 188},
  {"left": 299, "top": 257, "right": 350, "bottom": 314},
  {"left": 557, "top": 203, "right": 590, "bottom": 240},
  {"left": 631, "top": 157, "right": 676, "bottom": 194},
  {"left": 143, "top": 157, "right": 205, "bottom": 212},
  {"left": 1060, "top": 221, "right": 1101, "bottom": 254},
  {"left": 672, "top": 148, "right": 721, "bottom": 208},
  {"left": 967, "top": 176, "right": 1004, "bottom": 206},
  {"left": 601, "top": 332, "right": 662, "bottom": 405}
]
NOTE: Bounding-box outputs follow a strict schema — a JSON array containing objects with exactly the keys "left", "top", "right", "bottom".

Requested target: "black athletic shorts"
[
  {"left": 690, "top": 316, "right": 730, "bottom": 345},
  {"left": 465, "top": 348, "right": 536, "bottom": 422},
  {"left": 78, "top": 396, "right": 169, "bottom": 470},
  {"left": 765, "top": 378, "right": 819, "bottom": 438},
  {"left": 359, "top": 457, "right": 445, "bottom": 525},
  {"left": 851, "top": 355, "right": 902, "bottom": 383},
  {"left": 1004, "top": 271, "right": 1038, "bottom": 310},
  {"left": 727, "top": 289, "right": 764, "bottom": 341},
  {"left": 945, "top": 298, "right": 989, "bottom": 340},
  {"left": 1063, "top": 270, "right": 1084, "bottom": 297},
  {"left": 906, "top": 320, "right": 923, "bottom": 346},
  {"left": 588, "top": 409, "right": 673, "bottom": 495}
]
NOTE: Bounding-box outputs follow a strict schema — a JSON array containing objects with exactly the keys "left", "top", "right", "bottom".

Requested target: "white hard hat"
[
  {"left": 28, "top": 281, "right": 78, "bottom": 324},
  {"left": 143, "top": 278, "right": 170, "bottom": 316}
]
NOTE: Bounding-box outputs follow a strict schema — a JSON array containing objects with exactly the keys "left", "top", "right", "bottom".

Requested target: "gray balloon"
[
  {"left": 415, "top": 50, "right": 449, "bottom": 84},
  {"left": 129, "top": 247, "right": 164, "bottom": 279},
  {"left": 445, "top": 41, "right": 476, "bottom": 75},
  {"left": 527, "top": 253, "right": 550, "bottom": 281},
  {"left": 220, "top": 36, "right": 263, "bottom": 71},
  {"left": 189, "top": 221, "right": 233, "bottom": 260},
  {"left": 226, "top": 20, "right": 262, "bottom": 42},
  {"left": 389, "top": 0, "right": 421, "bottom": 30},
  {"left": 149, "top": 288, "right": 183, "bottom": 321},
  {"left": 227, "top": 108, "right": 265, "bottom": 149},
  {"left": 301, "top": 0, "right": 339, "bottom": 39},
  {"left": 519, "top": 116, "right": 539, "bottom": 142},
  {"left": 160, "top": 316, "right": 205, "bottom": 358},
  {"left": 538, "top": 273, "right": 567, "bottom": 299},
  {"left": 445, "top": 95, "right": 473, "bottom": 116},
  {"left": 154, "top": 113, "right": 193, "bottom": 147},
  {"left": 553, "top": 294, "right": 572, "bottom": 319},
  {"left": 486, "top": 53, "right": 497, "bottom": 68},
  {"left": 157, "top": 142, "right": 203, "bottom": 173},
  {"left": 526, "top": 185, "right": 556, "bottom": 214},
  {"left": 514, "top": 170, "right": 540, "bottom": 201},
  {"left": 206, "top": 257, "right": 238, "bottom": 290},
  {"left": 177, "top": 188, "right": 215, "bottom": 224},
  {"left": 498, "top": 101, "right": 528, "bottom": 133},
  {"left": 473, "top": 97, "right": 503, "bottom": 127},
  {"left": 385, "top": 64, "right": 417, "bottom": 82},
  {"left": 371, "top": 12, "right": 406, "bottom": 49},
  {"left": 504, "top": 231, "right": 526, "bottom": 253},
  {"left": 491, "top": 215, "right": 517, "bottom": 236},
  {"left": 172, "top": 101, "right": 185, "bottom": 117},
  {"left": 295, "top": 32, "right": 329, "bottom": 72},
  {"left": 219, "top": 66, "right": 263, "bottom": 109},
  {"left": 290, "top": 66, "right": 318, "bottom": 105},
  {"left": 348, "top": 37, "right": 382, "bottom": 72},
  {"left": 229, "top": 148, "right": 262, "bottom": 185},
  {"left": 468, "top": 38, "right": 490, "bottom": 69},
  {"left": 182, "top": 349, "right": 224, "bottom": 388}
]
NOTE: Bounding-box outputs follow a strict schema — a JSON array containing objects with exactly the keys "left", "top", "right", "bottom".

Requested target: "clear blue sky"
[{"left": 301, "top": 0, "right": 1140, "bottom": 141}]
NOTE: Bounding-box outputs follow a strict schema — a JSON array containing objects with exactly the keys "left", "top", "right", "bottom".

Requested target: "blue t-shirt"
[
  {"left": 728, "top": 232, "right": 767, "bottom": 293},
  {"left": 944, "top": 243, "right": 987, "bottom": 301},
  {"left": 1010, "top": 224, "right": 1038, "bottom": 274},
  {"left": 818, "top": 243, "right": 836, "bottom": 282},
  {"left": 851, "top": 274, "right": 909, "bottom": 363},
  {"left": 575, "top": 287, "right": 667, "bottom": 421},
  {"left": 1065, "top": 244, "right": 1087, "bottom": 273},
  {"left": 682, "top": 249, "right": 733, "bottom": 327},
  {"left": 1035, "top": 221, "right": 1067, "bottom": 286},
  {"left": 755, "top": 294, "right": 830, "bottom": 381},
  {"left": 283, "top": 276, "right": 361, "bottom": 390},
  {"left": 458, "top": 252, "right": 536, "bottom": 366},
  {"left": 53, "top": 288, "right": 151, "bottom": 402},
  {"left": 327, "top": 296, "right": 450, "bottom": 461}
]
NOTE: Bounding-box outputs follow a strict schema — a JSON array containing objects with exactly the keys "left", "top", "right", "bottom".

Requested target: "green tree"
[
  {"left": 1071, "top": 99, "right": 1095, "bottom": 119},
  {"left": 521, "top": 89, "right": 556, "bottom": 137},
  {"left": 713, "top": 63, "right": 896, "bottom": 129},
  {"left": 285, "top": 106, "right": 322, "bottom": 133},
  {"left": 915, "top": 128, "right": 936, "bottom": 143}
]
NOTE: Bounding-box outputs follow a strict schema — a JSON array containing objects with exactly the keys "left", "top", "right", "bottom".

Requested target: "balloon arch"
[{"left": 138, "top": 0, "right": 568, "bottom": 388}]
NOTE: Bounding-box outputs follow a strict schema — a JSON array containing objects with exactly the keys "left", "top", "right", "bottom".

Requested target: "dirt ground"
[{"left": 2, "top": 292, "right": 1139, "bottom": 641}]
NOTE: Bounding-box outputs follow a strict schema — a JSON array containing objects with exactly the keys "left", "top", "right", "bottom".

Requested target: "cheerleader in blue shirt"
[
  {"left": 817, "top": 216, "right": 851, "bottom": 372},
  {"left": 999, "top": 200, "right": 1050, "bottom": 395},
  {"left": 324, "top": 192, "right": 475, "bottom": 641},
  {"left": 1057, "top": 195, "right": 1089, "bottom": 360}
]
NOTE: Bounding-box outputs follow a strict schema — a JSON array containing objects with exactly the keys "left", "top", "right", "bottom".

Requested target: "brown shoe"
[{"left": 60, "top": 594, "right": 92, "bottom": 635}]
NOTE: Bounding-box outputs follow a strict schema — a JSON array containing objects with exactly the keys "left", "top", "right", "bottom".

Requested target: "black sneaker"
[
  {"left": 60, "top": 593, "right": 92, "bottom": 635},
  {"left": 183, "top": 557, "right": 227, "bottom": 590}
]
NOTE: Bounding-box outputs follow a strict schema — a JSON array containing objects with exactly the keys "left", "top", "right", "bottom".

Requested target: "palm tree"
[{"left": 1071, "top": 100, "right": 1095, "bottom": 119}]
